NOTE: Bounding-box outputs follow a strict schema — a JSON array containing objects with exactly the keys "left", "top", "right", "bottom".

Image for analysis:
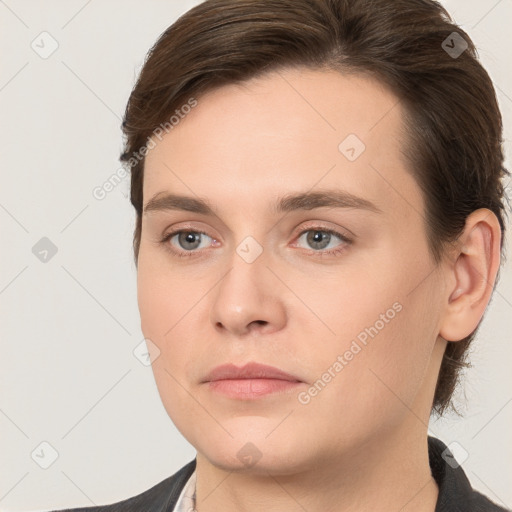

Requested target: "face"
[{"left": 137, "top": 68, "right": 446, "bottom": 474}]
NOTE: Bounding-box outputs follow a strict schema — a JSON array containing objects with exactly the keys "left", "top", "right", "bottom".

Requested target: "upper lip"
[{"left": 202, "top": 362, "right": 302, "bottom": 383}]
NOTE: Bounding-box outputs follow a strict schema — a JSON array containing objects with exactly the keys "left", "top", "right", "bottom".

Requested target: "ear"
[{"left": 439, "top": 208, "right": 501, "bottom": 342}]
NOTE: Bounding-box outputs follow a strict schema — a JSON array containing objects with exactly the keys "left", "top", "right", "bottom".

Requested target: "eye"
[
  {"left": 159, "top": 226, "right": 352, "bottom": 259},
  {"left": 295, "top": 228, "right": 351, "bottom": 255},
  {"left": 160, "top": 230, "right": 216, "bottom": 257}
]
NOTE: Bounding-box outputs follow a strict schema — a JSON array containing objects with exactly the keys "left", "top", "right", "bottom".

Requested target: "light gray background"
[{"left": 1, "top": 1, "right": 511, "bottom": 511}]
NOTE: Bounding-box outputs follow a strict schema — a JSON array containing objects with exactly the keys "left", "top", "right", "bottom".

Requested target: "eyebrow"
[{"left": 143, "top": 190, "right": 382, "bottom": 216}]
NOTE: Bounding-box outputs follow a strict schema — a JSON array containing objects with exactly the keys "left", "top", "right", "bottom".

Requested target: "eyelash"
[
  {"left": 159, "top": 229, "right": 215, "bottom": 259},
  {"left": 159, "top": 226, "right": 352, "bottom": 259}
]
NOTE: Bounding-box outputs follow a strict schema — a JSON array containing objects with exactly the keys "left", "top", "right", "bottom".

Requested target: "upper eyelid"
[
  {"left": 164, "top": 225, "right": 352, "bottom": 250},
  {"left": 292, "top": 228, "right": 352, "bottom": 252},
  {"left": 164, "top": 219, "right": 354, "bottom": 238},
  {"left": 164, "top": 225, "right": 350, "bottom": 239},
  {"left": 295, "top": 222, "right": 354, "bottom": 240}
]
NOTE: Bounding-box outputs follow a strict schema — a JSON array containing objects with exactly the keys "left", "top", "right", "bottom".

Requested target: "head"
[{"left": 120, "top": 0, "right": 508, "bottom": 471}]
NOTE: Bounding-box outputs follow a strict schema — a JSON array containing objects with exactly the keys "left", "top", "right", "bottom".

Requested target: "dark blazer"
[{"left": 51, "top": 436, "right": 510, "bottom": 511}]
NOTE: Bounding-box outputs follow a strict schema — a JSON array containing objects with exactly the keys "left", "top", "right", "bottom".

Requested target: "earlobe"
[{"left": 439, "top": 209, "right": 501, "bottom": 342}]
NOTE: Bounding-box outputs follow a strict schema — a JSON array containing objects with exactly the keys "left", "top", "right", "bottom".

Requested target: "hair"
[{"left": 119, "top": 0, "right": 509, "bottom": 416}]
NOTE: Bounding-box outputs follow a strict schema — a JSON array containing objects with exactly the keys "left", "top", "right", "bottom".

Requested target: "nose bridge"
[
  {"left": 215, "top": 239, "right": 269, "bottom": 311},
  {"left": 210, "top": 237, "right": 286, "bottom": 335}
]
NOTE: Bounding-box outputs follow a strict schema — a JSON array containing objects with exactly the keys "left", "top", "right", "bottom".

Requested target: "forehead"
[{"left": 143, "top": 67, "right": 421, "bottom": 220}]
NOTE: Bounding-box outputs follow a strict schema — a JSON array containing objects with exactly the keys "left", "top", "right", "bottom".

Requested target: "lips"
[{"left": 202, "top": 362, "right": 302, "bottom": 383}]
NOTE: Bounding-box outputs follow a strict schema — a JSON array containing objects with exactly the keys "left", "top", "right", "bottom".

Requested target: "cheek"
[
  {"left": 137, "top": 247, "right": 196, "bottom": 342},
  {"left": 137, "top": 263, "right": 170, "bottom": 343},
  {"left": 136, "top": 247, "right": 206, "bottom": 357},
  {"left": 305, "top": 248, "right": 438, "bottom": 418},
  {"left": 300, "top": 298, "right": 435, "bottom": 445},
  {"left": 137, "top": 258, "right": 205, "bottom": 438},
  {"left": 136, "top": 254, "right": 202, "bottom": 407}
]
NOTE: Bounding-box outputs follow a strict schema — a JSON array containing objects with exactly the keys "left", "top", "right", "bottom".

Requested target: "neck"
[{"left": 194, "top": 423, "right": 438, "bottom": 512}]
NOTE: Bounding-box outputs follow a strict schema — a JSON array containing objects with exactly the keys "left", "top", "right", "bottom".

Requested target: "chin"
[
  {"left": 193, "top": 427, "right": 314, "bottom": 475},
  {"left": 201, "top": 448, "right": 307, "bottom": 475}
]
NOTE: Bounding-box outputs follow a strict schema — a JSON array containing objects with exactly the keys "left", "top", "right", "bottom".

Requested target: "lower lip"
[{"left": 207, "top": 378, "right": 302, "bottom": 399}]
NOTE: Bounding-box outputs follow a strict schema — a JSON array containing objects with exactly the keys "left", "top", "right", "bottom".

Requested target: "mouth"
[{"left": 202, "top": 362, "right": 304, "bottom": 400}]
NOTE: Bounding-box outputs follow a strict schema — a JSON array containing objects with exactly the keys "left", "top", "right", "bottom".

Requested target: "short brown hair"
[{"left": 120, "top": 0, "right": 509, "bottom": 416}]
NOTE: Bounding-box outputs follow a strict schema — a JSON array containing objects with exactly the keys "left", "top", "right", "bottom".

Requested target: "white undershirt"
[{"left": 173, "top": 469, "right": 197, "bottom": 512}]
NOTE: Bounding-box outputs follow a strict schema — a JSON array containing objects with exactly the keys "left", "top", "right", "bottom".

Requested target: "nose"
[{"left": 209, "top": 247, "right": 287, "bottom": 338}]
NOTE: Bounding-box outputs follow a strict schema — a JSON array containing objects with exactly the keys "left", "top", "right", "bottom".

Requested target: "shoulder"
[
  {"left": 428, "top": 436, "right": 510, "bottom": 512},
  {"left": 470, "top": 490, "right": 512, "bottom": 512},
  {"left": 48, "top": 458, "right": 196, "bottom": 512}
]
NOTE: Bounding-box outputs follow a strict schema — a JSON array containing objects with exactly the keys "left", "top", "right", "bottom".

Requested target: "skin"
[{"left": 137, "top": 67, "right": 501, "bottom": 512}]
